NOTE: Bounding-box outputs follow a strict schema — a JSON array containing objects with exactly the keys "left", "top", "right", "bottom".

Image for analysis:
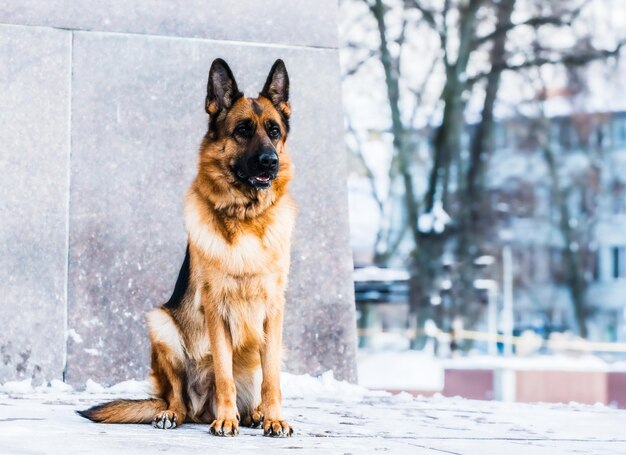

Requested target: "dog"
[{"left": 78, "top": 58, "right": 296, "bottom": 437}]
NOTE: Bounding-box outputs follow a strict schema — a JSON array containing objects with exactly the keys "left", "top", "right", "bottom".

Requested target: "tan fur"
[
  {"left": 77, "top": 398, "right": 168, "bottom": 424},
  {"left": 78, "top": 60, "right": 296, "bottom": 437}
]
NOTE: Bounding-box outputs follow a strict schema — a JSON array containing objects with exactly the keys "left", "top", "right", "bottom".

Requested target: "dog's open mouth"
[{"left": 235, "top": 168, "right": 274, "bottom": 189}]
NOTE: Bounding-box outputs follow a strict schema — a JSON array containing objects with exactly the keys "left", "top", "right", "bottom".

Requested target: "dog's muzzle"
[{"left": 235, "top": 151, "right": 279, "bottom": 189}]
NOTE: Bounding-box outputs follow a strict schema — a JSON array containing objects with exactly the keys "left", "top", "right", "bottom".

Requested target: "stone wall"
[{"left": 0, "top": 1, "right": 357, "bottom": 385}]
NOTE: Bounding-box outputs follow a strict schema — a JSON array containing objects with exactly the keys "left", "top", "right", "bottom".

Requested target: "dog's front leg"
[
  {"left": 261, "top": 305, "right": 293, "bottom": 437},
  {"left": 206, "top": 304, "right": 239, "bottom": 436}
]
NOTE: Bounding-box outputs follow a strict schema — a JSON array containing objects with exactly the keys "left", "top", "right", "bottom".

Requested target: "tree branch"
[
  {"left": 403, "top": 0, "right": 441, "bottom": 37},
  {"left": 475, "top": 16, "right": 568, "bottom": 47},
  {"left": 442, "top": 0, "right": 450, "bottom": 69},
  {"left": 467, "top": 40, "right": 626, "bottom": 86},
  {"left": 397, "top": 15, "right": 409, "bottom": 46},
  {"left": 473, "top": 0, "right": 592, "bottom": 47},
  {"left": 371, "top": 0, "right": 420, "bottom": 246},
  {"left": 343, "top": 49, "right": 379, "bottom": 77},
  {"left": 504, "top": 41, "right": 626, "bottom": 71},
  {"left": 345, "top": 119, "right": 385, "bottom": 212},
  {"left": 407, "top": 54, "right": 441, "bottom": 127}
]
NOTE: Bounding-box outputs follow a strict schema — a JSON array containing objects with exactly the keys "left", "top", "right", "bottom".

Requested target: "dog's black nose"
[{"left": 258, "top": 151, "right": 278, "bottom": 169}]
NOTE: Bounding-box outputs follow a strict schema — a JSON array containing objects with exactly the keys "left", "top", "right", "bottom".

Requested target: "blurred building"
[
  {"left": 350, "top": 111, "right": 626, "bottom": 345},
  {"left": 488, "top": 111, "right": 626, "bottom": 342}
]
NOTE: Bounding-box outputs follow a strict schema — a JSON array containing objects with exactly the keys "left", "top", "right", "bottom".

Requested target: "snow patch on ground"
[
  {"left": 107, "top": 379, "right": 153, "bottom": 395},
  {"left": 281, "top": 370, "right": 388, "bottom": 400},
  {"left": 0, "top": 378, "right": 33, "bottom": 394},
  {"left": 85, "top": 378, "right": 106, "bottom": 394},
  {"left": 358, "top": 350, "right": 444, "bottom": 391},
  {"left": 48, "top": 379, "right": 74, "bottom": 393},
  {"left": 2, "top": 373, "right": 626, "bottom": 454},
  {"left": 0, "top": 371, "right": 378, "bottom": 401},
  {"left": 356, "top": 349, "right": 626, "bottom": 393},
  {"left": 83, "top": 379, "right": 152, "bottom": 396}
]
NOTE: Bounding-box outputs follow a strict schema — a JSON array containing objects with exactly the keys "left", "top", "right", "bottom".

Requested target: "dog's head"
[{"left": 199, "top": 58, "right": 292, "bottom": 201}]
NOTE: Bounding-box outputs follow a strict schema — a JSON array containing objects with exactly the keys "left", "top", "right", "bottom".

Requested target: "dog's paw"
[
  {"left": 152, "top": 411, "right": 179, "bottom": 430},
  {"left": 240, "top": 409, "right": 264, "bottom": 428},
  {"left": 263, "top": 419, "right": 293, "bottom": 437},
  {"left": 209, "top": 418, "right": 239, "bottom": 436}
]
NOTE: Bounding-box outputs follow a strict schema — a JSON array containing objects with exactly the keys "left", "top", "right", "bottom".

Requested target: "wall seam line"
[
  {"left": 62, "top": 30, "right": 73, "bottom": 383},
  {"left": 0, "top": 22, "right": 339, "bottom": 51}
]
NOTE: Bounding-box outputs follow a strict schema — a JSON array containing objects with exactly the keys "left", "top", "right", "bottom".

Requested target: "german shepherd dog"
[{"left": 78, "top": 59, "right": 296, "bottom": 437}]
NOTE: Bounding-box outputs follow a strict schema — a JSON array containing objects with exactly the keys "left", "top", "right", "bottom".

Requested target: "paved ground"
[{"left": 1, "top": 378, "right": 626, "bottom": 454}]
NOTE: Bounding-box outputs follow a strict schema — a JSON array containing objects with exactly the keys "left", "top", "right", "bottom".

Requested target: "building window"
[
  {"left": 591, "top": 249, "right": 599, "bottom": 281},
  {"left": 613, "top": 119, "right": 626, "bottom": 147},
  {"left": 612, "top": 246, "right": 626, "bottom": 279}
]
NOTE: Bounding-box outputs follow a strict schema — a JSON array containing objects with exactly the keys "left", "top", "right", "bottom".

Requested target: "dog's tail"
[{"left": 77, "top": 398, "right": 167, "bottom": 424}]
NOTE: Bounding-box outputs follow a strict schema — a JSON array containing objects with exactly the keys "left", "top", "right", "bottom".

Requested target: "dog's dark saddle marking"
[{"left": 164, "top": 244, "right": 190, "bottom": 310}]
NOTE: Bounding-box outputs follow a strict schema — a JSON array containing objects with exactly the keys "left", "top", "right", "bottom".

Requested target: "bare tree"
[{"left": 341, "top": 0, "right": 626, "bottom": 340}]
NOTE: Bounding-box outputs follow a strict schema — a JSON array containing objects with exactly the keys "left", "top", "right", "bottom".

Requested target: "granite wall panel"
[
  {"left": 0, "top": 24, "right": 71, "bottom": 384},
  {"left": 0, "top": 0, "right": 339, "bottom": 48}
]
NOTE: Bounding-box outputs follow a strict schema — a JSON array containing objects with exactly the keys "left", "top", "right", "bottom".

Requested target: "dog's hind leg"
[
  {"left": 239, "top": 404, "right": 263, "bottom": 428},
  {"left": 236, "top": 368, "right": 263, "bottom": 428},
  {"left": 147, "top": 308, "right": 188, "bottom": 429}
]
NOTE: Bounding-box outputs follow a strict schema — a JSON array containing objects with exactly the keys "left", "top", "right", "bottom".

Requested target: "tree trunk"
[
  {"left": 456, "top": 0, "right": 516, "bottom": 321},
  {"left": 424, "top": 0, "right": 482, "bottom": 213},
  {"left": 543, "top": 143, "right": 589, "bottom": 338},
  {"left": 371, "top": 0, "right": 420, "bottom": 248},
  {"left": 418, "top": 0, "right": 482, "bottom": 334},
  {"left": 464, "top": 0, "right": 515, "bottom": 234}
]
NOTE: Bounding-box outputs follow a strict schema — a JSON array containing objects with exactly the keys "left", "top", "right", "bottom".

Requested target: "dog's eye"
[
  {"left": 268, "top": 127, "right": 281, "bottom": 139},
  {"left": 235, "top": 125, "right": 251, "bottom": 137}
]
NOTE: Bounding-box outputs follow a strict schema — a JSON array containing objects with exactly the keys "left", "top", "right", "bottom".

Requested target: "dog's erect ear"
[
  {"left": 206, "top": 59, "right": 242, "bottom": 115},
  {"left": 260, "top": 59, "right": 290, "bottom": 119}
]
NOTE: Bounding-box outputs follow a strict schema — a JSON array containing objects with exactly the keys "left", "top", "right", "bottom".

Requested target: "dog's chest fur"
[{"left": 183, "top": 189, "right": 295, "bottom": 350}]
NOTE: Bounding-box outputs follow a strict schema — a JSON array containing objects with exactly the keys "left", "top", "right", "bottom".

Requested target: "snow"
[
  {"left": 475, "top": 255, "right": 496, "bottom": 266},
  {"left": 281, "top": 371, "right": 385, "bottom": 401},
  {"left": 0, "top": 372, "right": 383, "bottom": 401},
  {"left": 2, "top": 372, "right": 626, "bottom": 454},
  {"left": 442, "top": 353, "right": 626, "bottom": 372},
  {"left": 84, "top": 348, "right": 101, "bottom": 356},
  {"left": 356, "top": 349, "right": 626, "bottom": 396},
  {"left": 353, "top": 266, "right": 409, "bottom": 282},
  {"left": 358, "top": 350, "right": 444, "bottom": 391},
  {"left": 83, "top": 379, "right": 153, "bottom": 396},
  {"left": 0, "top": 378, "right": 33, "bottom": 394},
  {"left": 107, "top": 379, "right": 154, "bottom": 395},
  {"left": 67, "top": 329, "right": 83, "bottom": 344},
  {"left": 418, "top": 200, "right": 452, "bottom": 234},
  {"left": 85, "top": 378, "right": 107, "bottom": 394},
  {"left": 48, "top": 379, "right": 73, "bottom": 393}
]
